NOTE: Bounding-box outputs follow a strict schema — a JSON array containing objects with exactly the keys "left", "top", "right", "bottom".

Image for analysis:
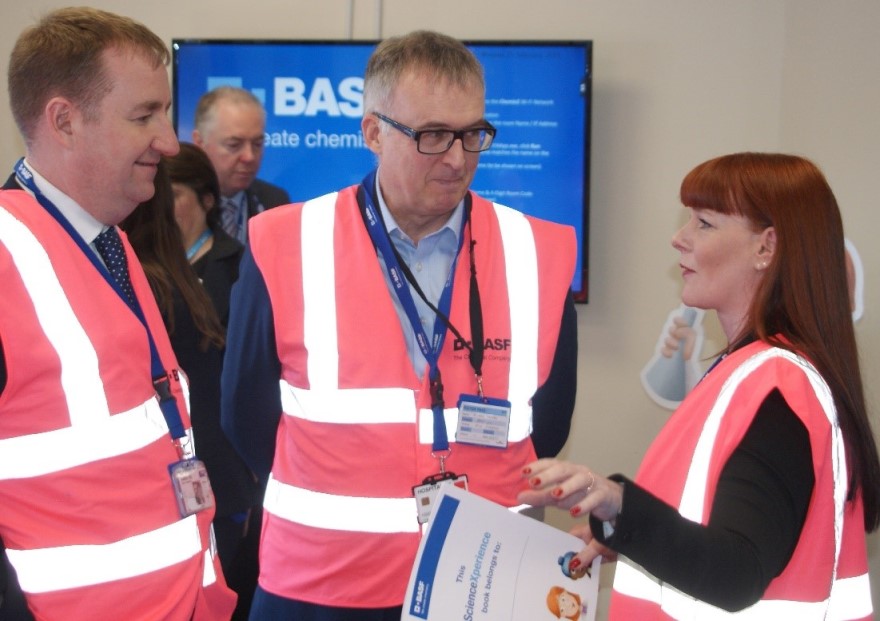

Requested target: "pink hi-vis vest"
[
  {"left": 610, "top": 341, "right": 873, "bottom": 620},
  {"left": 249, "top": 186, "right": 576, "bottom": 607},
  {"left": 0, "top": 190, "right": 235, "bottom": 620}
]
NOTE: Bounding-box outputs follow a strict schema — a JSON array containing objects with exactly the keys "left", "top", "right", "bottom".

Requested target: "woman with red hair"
[{"left": 521, "top": 153, "right": 879, "bottom": 620}]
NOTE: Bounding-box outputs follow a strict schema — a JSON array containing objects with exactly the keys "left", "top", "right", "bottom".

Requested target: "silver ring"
[{"left": 585, "top": 471, "right": 595, "bottom": 494}]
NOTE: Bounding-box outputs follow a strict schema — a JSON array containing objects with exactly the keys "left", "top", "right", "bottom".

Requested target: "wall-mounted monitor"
[{"left": 172, "top": 39, "right": 592, "bottom": 301}]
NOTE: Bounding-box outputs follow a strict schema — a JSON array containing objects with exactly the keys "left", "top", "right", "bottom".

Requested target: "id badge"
[
  {"left": 455, "top": 394, "right": 512, "bottom": 448},
  {"left": 168, "top": 458, "right": 215, "bottom": 518},
  {"left": 413, "top": 473, "right": 468, "bottom": 524}
]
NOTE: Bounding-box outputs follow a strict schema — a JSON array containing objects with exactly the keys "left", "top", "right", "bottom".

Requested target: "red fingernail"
[
  {"left": 523, "top": 467, "right": 532, "bottom": 475},
  {"left": 552, "top": 488, "right": 563, "bottom": 498},
  {"left": 531, "top": 477, "right": 541, "bottom": 486},
  {"left": 570, "top": 506, "right": 581, "bottom": 516},
  {"left": 569, "top": 558, "right": 581, "bottom": 570}
]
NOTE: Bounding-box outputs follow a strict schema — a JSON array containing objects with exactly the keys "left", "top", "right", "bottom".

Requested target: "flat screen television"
[{"left": 172, "top": 39, "right": 592, "bottom": 301}]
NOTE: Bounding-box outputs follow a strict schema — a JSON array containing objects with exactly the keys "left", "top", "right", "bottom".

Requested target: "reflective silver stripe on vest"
[
  {"left": 0, "top": 206, "right": 110, "bottom": 425},
  {"left": 280, "top": 381, "right": 416, "bottom": 424},
  {"left": 6, "top": 515, "right": 203, "bottom": 593},
  {"left": 827, "top": 573, "right": 873, "bottom": 620},
  {"left": 202, "top": 549, "right": 218, "bottom": 587},
  {"left": 301, "top": 193, "right": 340, "bottom": 391},
  {"left": 0, "top": 397, "right": 169, "bottom": 479},
  {"left": 279, "top": 382, "right": 486, "bottom": 449},
  {"left": 417, "top": 407, "right": 462, "bottom": 444},
  {"left": 615, "top": 559, "right": 872, "bottom": 620},
  {"left": 492, "top": 203, "right": 539, "bottom": 440},
  {"left": 615, "top": 348, "right": 871, "bottom": 618},
  {"left": 279, "top": 382, "right": 461, "bottom": 445},
  {"left": 264, "top": 475, "right": 419, "bottom": 534}
]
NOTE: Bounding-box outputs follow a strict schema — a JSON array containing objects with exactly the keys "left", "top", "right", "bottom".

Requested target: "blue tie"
[{"left": 94, "top": 226, "right": 136, "bottom": 307}]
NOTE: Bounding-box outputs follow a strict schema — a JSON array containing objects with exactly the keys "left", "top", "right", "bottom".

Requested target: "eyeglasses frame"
[{"left": 373, "top": 112, "right": 497, "bottom": 154}]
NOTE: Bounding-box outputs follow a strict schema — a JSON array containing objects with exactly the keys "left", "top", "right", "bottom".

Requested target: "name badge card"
[
  {"left": 455, "top": 394, "right": 512, "bottom": 449},
  {"left": 168, "top": 458, "right": 215, "bottom": 518},
  {"left": 413, "top": 473, "right": 469, "bottom": 524}
]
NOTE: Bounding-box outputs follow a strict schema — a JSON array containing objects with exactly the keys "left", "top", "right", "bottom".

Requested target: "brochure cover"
[{"left": 402, "top": 485, "right": 601, "bottom": 621}]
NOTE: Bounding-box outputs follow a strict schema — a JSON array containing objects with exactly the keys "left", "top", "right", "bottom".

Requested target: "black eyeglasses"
[{"left": 373, "top": 112, "right": 496, "bottom": 154}]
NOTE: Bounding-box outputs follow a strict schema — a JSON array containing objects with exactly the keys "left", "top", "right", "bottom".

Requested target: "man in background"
[
  {"left": 0, "top": 7, "right": 235, "bottom": 620},
  {"left": 192, "top": 86, "right": 290, "bottom": 244}
]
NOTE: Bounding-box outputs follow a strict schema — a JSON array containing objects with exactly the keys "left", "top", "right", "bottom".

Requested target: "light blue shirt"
[{"left": 375, "top": 183, "right": 465, "bottom": 379}]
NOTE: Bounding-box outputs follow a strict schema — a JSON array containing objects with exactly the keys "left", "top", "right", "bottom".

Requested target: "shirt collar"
[
  {"left": 374, "top": 179, "right": 464, "bottom": 246},
  {"left": 223, "top": 190, "right": 247, "bottom": 208},
  {"left": 24, "top": 158, "right": 105, "bottom": 243}
]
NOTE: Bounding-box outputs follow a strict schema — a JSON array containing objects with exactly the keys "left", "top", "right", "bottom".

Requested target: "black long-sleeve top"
[{"left": 592, "top": 388, "right": 814, "bottom": 612}]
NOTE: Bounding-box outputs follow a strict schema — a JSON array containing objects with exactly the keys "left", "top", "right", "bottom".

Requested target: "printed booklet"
[{"left": 402, "top": 485, "right": 601, "bottom": 621}]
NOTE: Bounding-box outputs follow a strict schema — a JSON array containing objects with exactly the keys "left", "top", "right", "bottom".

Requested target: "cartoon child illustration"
[
  {"left": 546, "top": 585, "right": 586, "bottom": 620},
  {"left": 557, "top": 551, "right": 590, "bottom": 580}
]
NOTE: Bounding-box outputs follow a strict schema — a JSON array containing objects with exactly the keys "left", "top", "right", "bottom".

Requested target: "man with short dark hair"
[{"left": 0, "top": 8, "right": 236, "bottom": 620}]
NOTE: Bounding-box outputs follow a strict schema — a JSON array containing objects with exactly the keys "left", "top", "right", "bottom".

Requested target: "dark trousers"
[
  {"left": 249, "top": 587, "right": 402, "bottom": 621},
  {"left": 0, "top": 550, "right": 33, "bottom": 621},
  {"left": 215, "top": 508, "right": 262, "bottom": 621}
]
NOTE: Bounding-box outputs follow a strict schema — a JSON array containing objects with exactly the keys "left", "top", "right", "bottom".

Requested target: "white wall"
[
  {"left": 780, "top": 0, "right": 880, "bottom": 612},
  {"left": 2, "top": 1, "right": 878, "bottom": 617}
]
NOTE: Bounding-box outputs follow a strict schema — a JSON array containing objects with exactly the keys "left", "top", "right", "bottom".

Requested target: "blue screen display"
[{"left": 173, "top": 40, "right": 591, "bottom": 299}]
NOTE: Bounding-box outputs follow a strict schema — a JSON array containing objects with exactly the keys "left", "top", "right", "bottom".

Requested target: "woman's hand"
[
  {"left": 517, "top": 459, "right": 623, "bottom": 571},
  {"left": 569, "top": 522, "right": 618, "bottom": 569},
  {"left": 517, "top": 459, "right": 623, "bottom": 523}
]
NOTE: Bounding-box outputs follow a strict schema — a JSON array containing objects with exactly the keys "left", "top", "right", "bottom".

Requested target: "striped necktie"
[
  {"left": 220, "top": 196, "right": 241, "bottom": 240},
  {"left": 94, "top": 226, "right": 136, "bottom": 307}
]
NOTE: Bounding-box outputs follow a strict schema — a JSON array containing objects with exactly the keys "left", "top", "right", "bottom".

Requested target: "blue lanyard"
[
  {"left": 13, "top": 159, "right": 188, "bottom": 443},
  {"left": 360, "top": 170, "right": 467, "bottom": 452},
  {"left": 186, "top": 228, "right": 212, "bottom": 260}
]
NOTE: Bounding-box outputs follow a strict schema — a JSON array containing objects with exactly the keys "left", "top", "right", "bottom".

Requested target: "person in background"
[
  {"left": 123, "top": 151, "right": 260, "bottom": 621},
  {"left": 221, "top": 29, "right": 578, "bottom": 620},
  {"left": 168, "top": 142, "right": 244, "bottom": 325},
  {"left": 192, "top": 86, "right": 290, "bottom": 244},
  {"left": 521, "top": 153, "right": 880, "bottom": 620},
  {"left": 0, "top": 7, "right": 235, "bottom": 620}
]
